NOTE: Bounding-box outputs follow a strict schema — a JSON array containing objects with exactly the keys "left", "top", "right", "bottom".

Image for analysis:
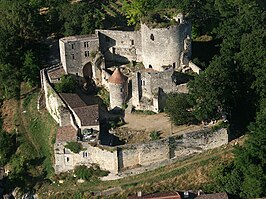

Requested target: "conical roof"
[{"left": 108, "top": 68, "right": 127, "bottom": 84}]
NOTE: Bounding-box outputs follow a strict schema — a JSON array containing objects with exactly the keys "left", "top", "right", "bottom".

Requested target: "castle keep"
[{"left": 58, "top": 13, "right": 199, "bottom": 111}]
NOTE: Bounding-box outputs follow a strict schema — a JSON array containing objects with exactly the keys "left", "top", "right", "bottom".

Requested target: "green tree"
[
  {"left": 21, "top": 50, "right": 40, "bottom": 87},
  {"left": 0, "top": 131, "right": 16, "bottom": 166},
  {"left": 188, "top": 57, "right": 236, "bottom": 121},
  {"left": 165, "top": 93, "right": 195, "bottom": 125},
  {"left": 122, "top": 0, "right": 149, "bottom": 25},
  {"left": 0, "top": 64, "right": 20, "bottom": 99},
  {"left": 55, "top": 75, "right": 77, "bottom": 93},
  {"left": 65, "top": 141, "right": 83, "bottom": 153},
  {"left": 213, "top": 102, "right": 266, "bottom": 198}
]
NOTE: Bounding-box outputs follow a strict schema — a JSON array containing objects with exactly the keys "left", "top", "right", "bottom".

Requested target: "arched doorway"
[{"left": 83, "top": 62, "right": 93, "bottom": 81}]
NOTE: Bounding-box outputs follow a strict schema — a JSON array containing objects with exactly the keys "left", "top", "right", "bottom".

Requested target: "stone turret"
[{"left": 108, "top": 68, "right": 128, "bottom": 109}]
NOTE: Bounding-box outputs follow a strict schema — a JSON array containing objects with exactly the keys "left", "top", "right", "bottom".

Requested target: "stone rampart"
[
  {"left": 41, "top": 68, "right": 71, "bottom": 126},
  {"left": 54, "top": 127, "right": 228, "bottom": 174}
]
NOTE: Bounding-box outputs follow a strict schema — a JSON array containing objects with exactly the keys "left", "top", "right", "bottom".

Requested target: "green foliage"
[
  {"left": 122, "top": 0, "right": 147, "bottom": 25},
  {"left": 74, "top": 165, "right": 93, "bottom": 180},
  {"left": 59, "top": 2, "right": 104, "bottom": 36},
  {"left": 132, "top": 109, "right": 156, "bottom": 115},
  {"left": 55, "top": 75, "right": 77, "bottom": 93},
  {"left": 21, "top": 50, "right": 40, "bottom": 87},
  {"left": 188, "top": 58, "right": 236, "bottom": 121},
  {"left": 97, "top": 87, "right": 110, "bottom": 107},
  {"left": 0, "top": 64, "right": 20, "bottom": 99},
  {"left": 65, "top": 142, "right": 83, "bottom": 153},
  {"left": 213, "top": 101, "right": 266, "bottom": 198},
  {"left": 149, "top": 131, "right": 160, "bottom": 141},
  {"left": 165, "top": 93, "right": 196, "bottom": 125},
  {"left": 74, "top": 165, "right": 109, "bottom": 181},
  {"left": 0, "top": 130, "right": 16, "bottom": 166}
]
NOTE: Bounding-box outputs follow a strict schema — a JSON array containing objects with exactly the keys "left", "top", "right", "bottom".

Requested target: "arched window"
[
  {"left": 149, "top": 65, "right": 153, "bottom": 69},
  {"left": 150, "top": 34, "right": 154, "bottom": 41}
]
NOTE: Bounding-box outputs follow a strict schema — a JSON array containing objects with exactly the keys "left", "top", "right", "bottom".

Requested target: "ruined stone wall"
[
  {"left": 132, "top": 69, "right": 179, "bottom": 112},
  {"left": 54, "top": 142, "right": 118, "bottom": 174},
  {"left": 41, "top": 69, "right": 71, "bottom": 126},
  {"left": 54, "top": 127, "right": 228, "bottom": 174},
  {"left": 59, "top": 35, "right": 99, "bottom": 76},
  {"left": 119, "top": 127, "right": 228, "bottom": 172},
  {"left": 141, "top": 22, "right": 191, "bottom": 71},
  {"left": 97, "top": 30, "right": 142, "bottom": 63}
]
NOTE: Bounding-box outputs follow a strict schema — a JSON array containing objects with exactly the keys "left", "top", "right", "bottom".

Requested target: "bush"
[
  {"left": 150, "top": 131, "right": 160, "bottom": 141},
  {"left": 55, "top": 75, "right": 77, "bottom": 93},
  {"left": 74, "top": 164, "right": 109, "bottom": 181},
  {"left": 165, "top": 93, "right": 196, "bottom": 125},
  {"left": 65, "top": 142, "right": 83, "bottom": 153},
  {"left": 74, "top": 165, "right": 93, "bottom": 180}
]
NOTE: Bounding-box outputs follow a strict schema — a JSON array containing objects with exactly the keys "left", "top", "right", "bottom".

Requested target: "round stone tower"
[
  {"left": 141, "top": 14, "right": 191, "bottom": 71},
  {"left": 108, "top": 68, "right": 128, "bottom": 109}
]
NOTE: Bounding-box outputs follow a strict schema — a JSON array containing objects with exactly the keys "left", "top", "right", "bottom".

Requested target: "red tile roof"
[
  {"left": 108, "top": 68, "right": 127, "bottom": 84},
  {"left": 56, "top": 125, "right": 77, "bottom": 142},
  {"left": 48, "top": 67, "right": 65, "bottom": 79},
  {"left": 73, "top": 104, "right": 99, "bottom": 126},
  {"left": 59, "top": 93, "right": 87, "bottom": 109}
]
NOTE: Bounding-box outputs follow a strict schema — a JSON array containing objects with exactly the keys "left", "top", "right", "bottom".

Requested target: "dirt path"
[{"left": 123, "top": 112, "right": 203, "bottom": 137}]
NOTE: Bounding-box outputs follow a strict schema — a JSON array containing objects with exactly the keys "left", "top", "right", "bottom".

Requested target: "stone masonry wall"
[
  {"left": 59, "top": 35, "right": 99, "bottom": 76},
  {"left": 54, "top": 127, "right": 228, "bottom": 174},
  {"left": 41, "top": 69, "right": 71, "bottom": 126},
  {"left": 54, "top": 142, "right": 118, "bottom": 174},
  {"left": 97, "top": 30, "right": 142, "bottom": 63},
  {"left": 141, "top": 22, "right": 191, "bottom": 71}
]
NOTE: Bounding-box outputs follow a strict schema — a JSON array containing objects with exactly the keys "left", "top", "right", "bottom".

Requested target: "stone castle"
[
  {"left": 58, "top": 13, "right": 200, "bottom": 112},
  {"left": 39, "top": 13, "right": 226, "bottom": 175}
]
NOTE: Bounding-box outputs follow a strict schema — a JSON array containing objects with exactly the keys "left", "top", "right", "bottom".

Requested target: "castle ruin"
[{"left": 39, "top": 13, "right": 226, "bottom": 175}]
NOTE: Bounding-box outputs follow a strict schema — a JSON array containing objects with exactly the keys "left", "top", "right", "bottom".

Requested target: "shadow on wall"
[
  {"left": 99, "top": 34, "right": 130, "bottom": 66},
  {"left": 171, "top": 71, "right": 194, "bottom": 85}
]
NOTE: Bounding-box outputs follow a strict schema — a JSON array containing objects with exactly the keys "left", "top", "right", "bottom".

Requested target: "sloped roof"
[
  {"left": 108, "top": 68, "right": 127, "bottom": 84},
  {"left": 73, "top": 104, "right": 99, "bottom": 126},
  {"left": 59, "top": 93, "right": 87, "bottom": 109},
  {"left": 56, "top": 126, "right": 77, "bottom": 142},
  {"left": 47, "top": 67, "right": 65, "bottom": 80}
]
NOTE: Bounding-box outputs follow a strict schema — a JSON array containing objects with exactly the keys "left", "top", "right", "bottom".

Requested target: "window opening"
[
  {"left": 131, "top": 40, "right": 134, "bottom": 45},
  {"left": 112, "top": 47, "right": 116, "bottom": 54},
  {"left": 66, "top": 157, "right": 69, "bottom": 162},
  {"left": 84, "top": 42, "right": 89, "bottom": 48},
  {"left": 72, "top": 54, "right": 75, "bottom": 60},
  {"left": 150, "top": 34, "right": 154, "bottom": 41},
  {"left": 149, "top": 65, "right": 152, "bottom": 69},
  {"left": 71, "top": 44, "right": 74, "bottom": 49},
  {"left": 85, "top": 51, "right": 89, "bottom": 57}
]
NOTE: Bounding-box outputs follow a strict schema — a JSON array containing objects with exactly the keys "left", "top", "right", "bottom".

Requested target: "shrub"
[
  {"left": 165, "top": 93, "right": 196, "bottom": 125},
  {"left": 150, "top": 131, "right": 160, "bottom": 141},
  {"left": 74, "top": 165, "right": 93, "bottom": 180},
  {"left": 65, "top": 142, "right": 83, "bottom": 153},
  {"left": 55, "top": 75, "right": 77, "bottom": 93},
  {"left": 74, "top": 164, "right": 109, "bottom": 181}
]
